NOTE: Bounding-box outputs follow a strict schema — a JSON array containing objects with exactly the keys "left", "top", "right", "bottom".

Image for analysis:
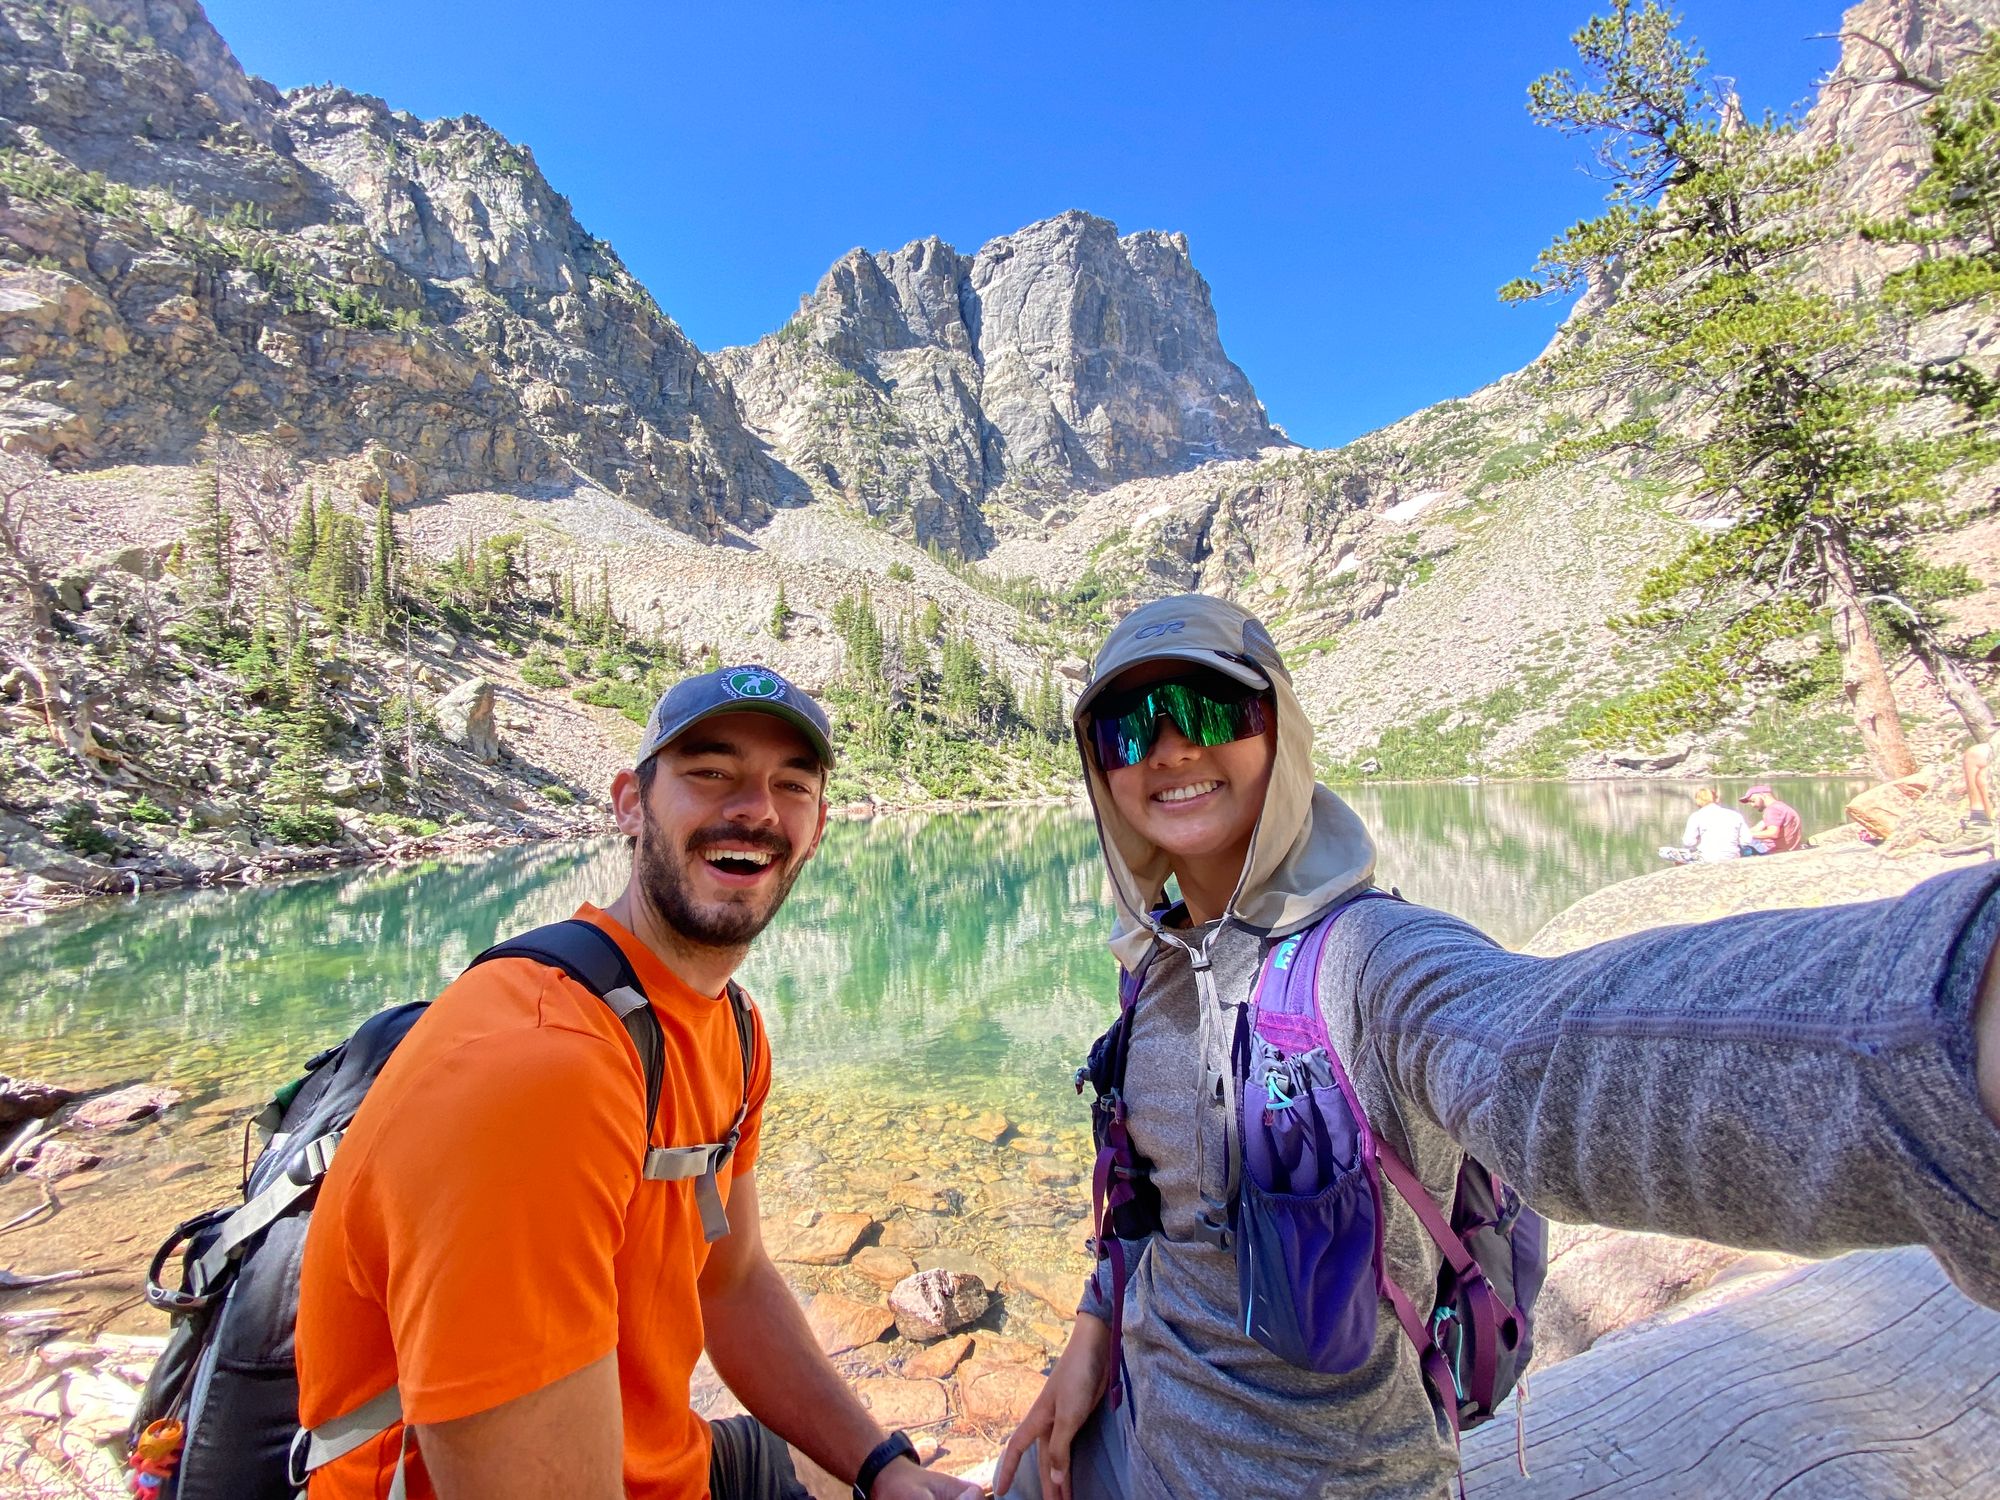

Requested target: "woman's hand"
[{"left": 993, "top": 1314, "right": 1111, "bottom": 1500}]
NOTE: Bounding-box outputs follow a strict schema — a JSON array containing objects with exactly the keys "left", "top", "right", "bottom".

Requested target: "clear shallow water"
[{"left": 0, "top": 777, "right": 1866, "bottom": 1348}]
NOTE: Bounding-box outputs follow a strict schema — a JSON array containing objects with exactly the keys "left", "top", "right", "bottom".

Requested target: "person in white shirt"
[{"left": 1681, "top": 785, "right": 1754, "bottom": 862}]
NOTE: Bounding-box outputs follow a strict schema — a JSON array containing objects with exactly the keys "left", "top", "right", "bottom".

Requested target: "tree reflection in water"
[{"left": 0, "top": 779, "right": 1863, "bottom": 1105}]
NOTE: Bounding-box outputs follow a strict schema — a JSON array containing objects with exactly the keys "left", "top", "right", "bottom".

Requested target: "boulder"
[
  {"left": 1845, "top": 770, "right": 1935, "bottom": 841},
  {"left": 1607, "top": 739, "right": 1692, "bottom": 772},
  {"left": 804, "top": 1292, "right": 894, "bottom": 1355},
  {"left": 434, "top": 678, "right": 500, "bottom": 763},
  {"left": 889, "top": 1268, "right": 989, "bottom": 1342},
  {"left": 71, "top": 1084, "right": 180, "bottom": 1130},
  {"left": 0, "top": 1077, "right": 80, "bottom": 1125}
]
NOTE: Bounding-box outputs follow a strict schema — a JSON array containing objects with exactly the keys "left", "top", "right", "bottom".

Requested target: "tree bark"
[
  {"left": 1460, "top": 1247, "right": 2000, "bottom": 1498},
  {"left": 1823, "top": 540, "right": 1917, "bottom": 779},
  {"left": 1910, "top": 629, "right": 2000, "bottom": 743}
]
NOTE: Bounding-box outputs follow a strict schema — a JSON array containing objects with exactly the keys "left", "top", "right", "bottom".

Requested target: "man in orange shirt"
[{"left": 298, "top": 666, "right": 981, "bottom": 1500}]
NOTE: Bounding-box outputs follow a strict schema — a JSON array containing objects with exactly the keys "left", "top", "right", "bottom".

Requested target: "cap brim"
[
  {"left": 648, "top": 701, "right": 836, "bottom": 770},
  {"left": 1074, "top": 648, "right": 1270, "bottom": 718}
]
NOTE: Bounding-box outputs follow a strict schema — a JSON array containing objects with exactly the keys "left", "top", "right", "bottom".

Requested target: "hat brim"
[
  {"left": 647, "top": 700, "right": 836, "bottom": 770},
  {"left": 1073, "top": 648, "right": 1271, "bottom": 720}
]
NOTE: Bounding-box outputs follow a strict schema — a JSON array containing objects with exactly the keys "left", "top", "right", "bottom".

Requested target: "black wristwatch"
[{"left": 852, "top": 1430, "right": 918, "bottom": 1500}]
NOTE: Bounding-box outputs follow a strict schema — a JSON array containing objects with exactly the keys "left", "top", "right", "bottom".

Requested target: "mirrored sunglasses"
[{"left": 1086, "top": 672, "right": 1273, "bottom": 771}]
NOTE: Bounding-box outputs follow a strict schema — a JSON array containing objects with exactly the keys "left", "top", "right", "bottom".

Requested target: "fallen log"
[{"left": 1462, "top": 1247, "right": 2000, "bottom": 1497}]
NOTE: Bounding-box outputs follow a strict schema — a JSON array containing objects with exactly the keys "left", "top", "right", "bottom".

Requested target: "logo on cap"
[
  {"left": 1135, "top": 620, "right": 1186, "bottom": 640},
  {"left": 722, "top": 667, "right": 785, "bottom": 701}
]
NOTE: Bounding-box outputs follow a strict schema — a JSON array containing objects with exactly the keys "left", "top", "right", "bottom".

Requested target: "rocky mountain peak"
[
  {"left": 718, "top": 209, "right": 1287, "bottom": 556},
  {"left": 0, "top": 0, "right": 785, "bottom": 532}
]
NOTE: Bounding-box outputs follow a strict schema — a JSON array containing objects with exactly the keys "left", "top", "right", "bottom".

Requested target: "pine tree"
[
  {"left": 1866, "top": 36, "right": 2000, "bottom": 318},
  {"left": 769, "top": 580, "right": 792, "bottom": 640},
  {"left": 184, "top": 436, "right": 233, "bottom": 624},
  {"left": 1505, "top": 0, "right": 1994, "bottom": 776},
  {"left": 288, "top": 485, "right": 318, "bottom": 573},
  {"left": 239, "top": 599, "right": 280, "bottom": 705},
  {"left": 307, "top": 511, "right": 360, "bottom": 628},
  {"left": 365, "top": 482, "right": 396, "bottom": 638}
]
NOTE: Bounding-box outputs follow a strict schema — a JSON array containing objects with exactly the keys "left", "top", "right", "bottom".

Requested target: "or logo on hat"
[
  {"left": 722, "top": 667, "right": 785, "bottom": 701},
  {"left": 1135, "top": 620, "right": 1186, "bottom": 640}
]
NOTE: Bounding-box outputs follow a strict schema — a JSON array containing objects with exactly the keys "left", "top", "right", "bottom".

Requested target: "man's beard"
[{"left": 634, "top": 809, "right": 803, "bottom": 950}]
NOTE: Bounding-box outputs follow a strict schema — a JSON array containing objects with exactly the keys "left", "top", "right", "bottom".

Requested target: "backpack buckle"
[{"left": 286, "top": 1427, "right": 313, "bottom": 1489}]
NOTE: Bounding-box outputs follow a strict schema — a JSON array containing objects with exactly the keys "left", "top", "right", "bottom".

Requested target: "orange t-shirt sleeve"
[
  {"left": 728, "top": 1008, "right": 775, "bottom": 1178},
  {"left": 340, "top": 989, "right": 643, "bottom": 1426}
]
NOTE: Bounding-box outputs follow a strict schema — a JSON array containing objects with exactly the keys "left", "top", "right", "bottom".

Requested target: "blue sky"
[{"left": 204, "top": 2, "right": 1844, "bottom": 450}]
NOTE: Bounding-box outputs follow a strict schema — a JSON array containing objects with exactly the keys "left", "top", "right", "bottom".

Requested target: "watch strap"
[{"left": 852, "top": 1430, "right": 918, "bottom": 1500}]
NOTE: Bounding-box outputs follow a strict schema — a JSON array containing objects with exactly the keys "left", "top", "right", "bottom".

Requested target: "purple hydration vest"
[{"left": 1080, "top": 895, "right": 1547, "bottom": 1440}]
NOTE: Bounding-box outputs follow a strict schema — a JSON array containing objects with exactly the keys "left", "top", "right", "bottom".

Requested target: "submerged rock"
[
  {"left": 890, "top": 1268, "right": 989, "bottom": 1342},
  {"left": 806, "top": 1292, "right": 895, "bottom": 1355},
  {"left": 960, "top": 1111, "right": 1011, "bottom": 1144},
  {"left": 957, "top": 1357, "right": 1044, "bottom": 1428},
  {"left": 777, "top": 1212, "right": 874, "bottom": 1266},
  {"left": 902, "top": 1333, "right": 973, "bottom": 1379},
  {"left": 851, "top": 1374, "right": 949, "bottom": 1429},
  {"left": 852, "top": 1246, "right": 918, "bottom": 1288},
  {"left": 71, "top": 1085, "right": 180, "bottom": 1130},
  {"left": 21, "top": 1140, "right": 100, "bottom": 1182}
]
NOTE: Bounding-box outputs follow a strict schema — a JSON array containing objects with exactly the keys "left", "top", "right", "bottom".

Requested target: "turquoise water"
[
  {"left": 1, "top": 777, "right": 1864, "bottom": 1107},
  {"left": 0, "top": 777, "right": 1867, "bottom": 1340}
]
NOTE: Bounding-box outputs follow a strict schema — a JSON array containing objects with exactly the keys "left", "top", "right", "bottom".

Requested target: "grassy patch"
[{"left": 1709, "top": 701, "right": 1864, "bottom": 775}]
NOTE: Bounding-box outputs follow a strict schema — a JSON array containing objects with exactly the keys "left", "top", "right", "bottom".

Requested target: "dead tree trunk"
[
  {"left": 1461, "top": 1247, "right": 2000, "bottom": 1497},
  {"left": 1912, "top": 630, "right": 2000, "bottom": 743}
]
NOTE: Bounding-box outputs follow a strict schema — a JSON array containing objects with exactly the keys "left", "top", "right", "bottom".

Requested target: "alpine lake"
[{"left": 0, "top": 777, "right": 1865, "bottom": 1428}]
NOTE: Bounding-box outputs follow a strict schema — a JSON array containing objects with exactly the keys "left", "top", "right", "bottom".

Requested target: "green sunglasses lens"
[{"left": 1089, "top": 679, "right": 1269, "bottom": 769}]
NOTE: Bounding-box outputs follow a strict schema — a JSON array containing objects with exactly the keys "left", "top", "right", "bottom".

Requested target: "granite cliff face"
[
  {"left": 1, "top": 0, "right": 1996, "bottom": 803},
  {"left": 717, "top": 211, "right": 1287, "bottom": 554},
  {"left": 0, "top": 0, "right": 782, "bottom": 532}
]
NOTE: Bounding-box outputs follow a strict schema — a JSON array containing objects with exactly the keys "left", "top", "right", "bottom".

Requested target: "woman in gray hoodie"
[{"left": 995, "top": 594, "right": 2000, "bottom": 1500}]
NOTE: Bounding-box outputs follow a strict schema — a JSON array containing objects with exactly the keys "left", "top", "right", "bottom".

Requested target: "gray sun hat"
[
  {"left": 635, "top": 664, "right": 835, "bottom": 770},
  {"left": 1074, "top": 594, "right": 1288, "bottom": 720}
]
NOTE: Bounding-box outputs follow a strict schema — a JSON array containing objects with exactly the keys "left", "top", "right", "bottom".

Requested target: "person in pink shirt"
[{"left": 1740, "top": 785, "right": 1804, "bottom": 854}]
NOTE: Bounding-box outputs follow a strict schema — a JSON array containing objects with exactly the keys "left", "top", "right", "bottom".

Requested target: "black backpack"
[{"left": 127, "top": 919, "right": 754, "bottom": 1500}]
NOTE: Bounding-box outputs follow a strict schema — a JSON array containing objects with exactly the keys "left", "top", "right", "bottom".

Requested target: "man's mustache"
[{"left": 682, "top": 824, "right": 793, "bottom": 862}]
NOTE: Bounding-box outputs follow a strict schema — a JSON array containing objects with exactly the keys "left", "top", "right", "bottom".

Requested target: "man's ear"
[{"left": 610, "top": 767, "right": 645, "bottom": 840}]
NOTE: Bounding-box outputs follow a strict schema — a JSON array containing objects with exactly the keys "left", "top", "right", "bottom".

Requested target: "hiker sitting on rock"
[
  {"left": 297, "top": 668, "right": 978, "bottom": 1500},
  {"left": 1739, "top": 783, "right": 1803, "bottom": 854},
  {"left": 994, "top": 595, "right": 2000, "bottom": 1500},
  {"left": 1678, "top": 784, "right": 1755, "bottom": 862}
]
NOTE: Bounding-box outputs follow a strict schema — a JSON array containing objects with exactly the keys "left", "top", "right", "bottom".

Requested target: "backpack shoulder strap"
[
  {"left": 466, "top": 919, "right": 666, "bottom": 1142},
  {"left": 644, "top": 980, "right": 756, "bottom": 1241}
]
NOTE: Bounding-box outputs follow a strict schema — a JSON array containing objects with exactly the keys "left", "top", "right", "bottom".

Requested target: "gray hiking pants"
[
  {"left": 997, "top": 1399, "right": 1132, "bottom": 1500},
  {"left": 709, "top": 1414, "right": 809, "bottom": 1500}
]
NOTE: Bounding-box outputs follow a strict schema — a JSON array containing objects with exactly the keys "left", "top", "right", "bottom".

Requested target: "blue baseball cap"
[{"left": 635, "top": 665, "right": 835, "bottom": 770}]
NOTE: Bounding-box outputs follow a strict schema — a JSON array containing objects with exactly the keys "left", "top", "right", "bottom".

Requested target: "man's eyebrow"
[
  {"left": 669, "top": 738, "right": 739, "bottom": 760},
  {"left": 783, "top": 754, "right": 823, "bottom": 775}
]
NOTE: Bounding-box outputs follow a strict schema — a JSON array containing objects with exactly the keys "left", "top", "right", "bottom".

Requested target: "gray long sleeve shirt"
[{"left": 1079, "top": 867, "right": 2000, "bottom": 1499}]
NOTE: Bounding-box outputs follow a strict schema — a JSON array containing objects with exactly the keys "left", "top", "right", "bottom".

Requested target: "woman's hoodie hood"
[{"left": 1073, "top": 595, "right": 1377, "bottom": 970}]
